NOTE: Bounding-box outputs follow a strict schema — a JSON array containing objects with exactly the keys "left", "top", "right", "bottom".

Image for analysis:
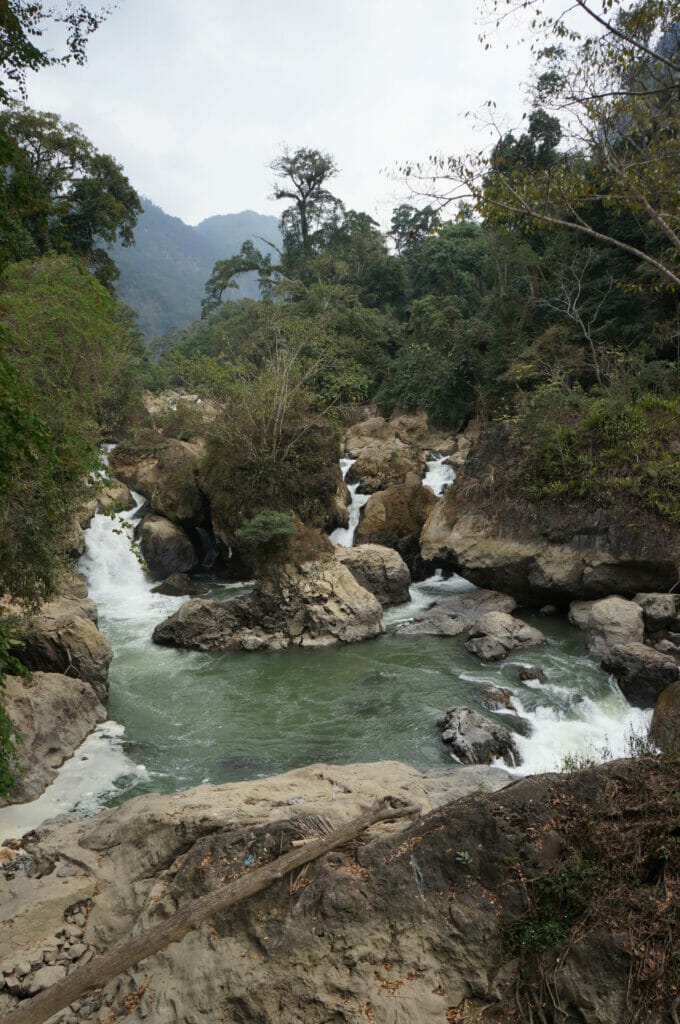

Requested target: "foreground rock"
[
  {"left": 153, "top": 559, "right": 384, "bottom": 651},
  {"left": 633, "top": 591, "right": 680, "bottom": 632},
  {"left": 649, "top": 682, "right": 680, "bottom": 750},
  {"left": 14, "top": 593, "right": 113, "bottom": 703},
  {"left": 601, "top": 643, "right": 678, "bottom": 707},
  {"left": 138, "top": 514, "right": 197, "bottom": 576},
  {"left": 337, "top": 543, "right": 411, "bottom": 606},
  {"left": 465, "top": 610, "right": 545, "bottom": 662},
  {"left": 394, "top": 587, "right": 516, "bottom": 637},
  {"left": 2, "top": 761, "right": 654, "bottom": 1024},
  {"left": 150, "top": 572, "right": 208, "bottom": 597},
  {"left": 569, "top": 595, "right": 644, "bottom": 655},
  {"left": 437, "top": 706, "right": 521, "bottom": 765},
  {"left": 1, "top": 672, "right": 106, "bottom": 804}
]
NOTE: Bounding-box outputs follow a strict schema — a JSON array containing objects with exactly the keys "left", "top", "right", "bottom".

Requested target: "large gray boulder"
[
  {"left": 96, "top": 478, "right": 134, "bottom": 514},
  {"left": 465, "top": 611, "right": 545, "bottom": 662},
  {"left": 649, "top": 682, "right": 680, "bottom": 751},
  {"left": 569, "top": 596, "right": 644, "bottom": 655},
  {"left": 601, "top": 642, "right": 678, "bottom": 707},
  {"left": 153, "top": 559, "right": 384, "bottom": 652},
  {"left": 633, "top": 592, "right": 680, "bottom": 632},
  {"left": 138, "top": 514, "right": 197, "bottom": 576},
  {"left": 15, "top": 595, "right": 113, "bottom": 703},
  {"left": 1, "top": 672, "right": 106, "bottom": 804},
  {"left": 394, "top": 587, "right": 516, "bottom": 638},
  {"left": 337, "top": 543, "right": 411, "bottom": 606},
  {"left": 437, "top": 706, "right": 521, "bottom": 766}
]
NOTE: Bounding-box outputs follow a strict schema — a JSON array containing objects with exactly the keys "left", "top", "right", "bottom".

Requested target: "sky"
[{"left": 26, "top": 0, "right": 538, "bottom": 228}]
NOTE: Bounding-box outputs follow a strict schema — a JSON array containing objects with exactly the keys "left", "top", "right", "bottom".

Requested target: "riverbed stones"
[
  {"left": 138, "top": 514, "right": 197, "bottom": 576},
  {"left": 601, "top": 642, "right": 678, "bottom": 707},
  {"left": 394, "top": 587, "right": 516, "bottom": 638},
  {"left": 0, "top": 672, "right": 106, "bottom": 804},
  {"left": 152, "top": 559, "right": 384, "bottom": 651},
  {"left": 569, "top": 596, "right": 644, "bottom": 655},
  {"left": 649, "top": 682, "right": 680, "bottom": 750},
  {"left": 633, "top": 592, "right": 680, "bottom": 632},
  {"left": 337, "top": 543, "right": 411, "bottom": 606},
  {"left": 437, "top": 707, "right": 521, "bottom": 766},
  {"left": 465, "top": 611, "right": 545, "bottom": 662}
]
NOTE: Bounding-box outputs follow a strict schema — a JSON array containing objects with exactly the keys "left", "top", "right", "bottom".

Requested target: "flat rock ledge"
[{"left": 153, "top": 558, "right": 384, "bottom": 652}]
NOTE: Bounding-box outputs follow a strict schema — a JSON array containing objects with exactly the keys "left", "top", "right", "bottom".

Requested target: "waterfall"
[
  {"left": 329, "top": 457, "right": 370, "bottom": 548},
  {"left": 422, "top": 454, "right": 456, "bottom": 496}
]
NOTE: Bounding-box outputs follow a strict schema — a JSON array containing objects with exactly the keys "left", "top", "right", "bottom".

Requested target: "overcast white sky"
[{"left": 26, "top": 0, "right": 538, "bottom": 227}]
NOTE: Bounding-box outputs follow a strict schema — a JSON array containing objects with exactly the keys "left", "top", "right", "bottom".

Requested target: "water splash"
[
  {"left": 422, "top": 454, "right": 456, "bottom": 497},
  {"left": 329, "top": 457, "right": 370, "bottom": 548}
]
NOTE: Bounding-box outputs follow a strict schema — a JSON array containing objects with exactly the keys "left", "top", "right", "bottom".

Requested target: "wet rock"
[
  {"left": 465, "top": 611, "right": 545, "bottom": 662},
  {"left": 540, "top": 605, "right": 558, "bottom": 616},
  {"left": 655, "top": 638, "right": 680, "bottom": 658},
  {"left": 569, "top": 596, "right": 644, "bottom": 655},
  {"left": 1, "top": 672, "right": 106, "bottom": 805},
  {"left": 27, "top": 964, "right": 67, "bottom": 995},
  {"left": 480, "top": 687, "right": 517, "bottom": 711},
  {"left": 96, "top": 478, "right": 134, "bottom": 514},
  {"left": 649, "top": 682, "right": 680, "bottom": 751},
  {"left": 633, "top": 592, "right": 680, "bottom": 632},
  {"left": 150, "top": 572, "right": 208, "bottom": 597},
  {"left": 153, "top": 559, "right": 384, "bottom": 652},
  {"left": 601, "top": 642, "right": 678, "bottom": 707},
  {"left": 394, "top": 587, "right": 516, "bottom": 638},
  {"left": 437, "top": 707, "right": 521, "bottom": 766},
  {"left": 354, "top": 474, "right": 435, "bottom": 569},
  {"left": 518, "top": 665, "right": 548, "bottom": 683},
  {"left": 337, "top": 544, "right": 411, "bottom": 606},
  {"left": 138, "top": 514, "right": 197, "bottom": 576}
]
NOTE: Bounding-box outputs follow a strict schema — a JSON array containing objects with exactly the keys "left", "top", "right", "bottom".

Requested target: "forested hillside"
[{"left": 111, "top": 201, "right": 281, "bottom": 336}]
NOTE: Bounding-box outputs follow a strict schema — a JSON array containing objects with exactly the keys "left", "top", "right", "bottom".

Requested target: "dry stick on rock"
[{"left": 3, "top": 797, "right": 418, "bottom": 1024}]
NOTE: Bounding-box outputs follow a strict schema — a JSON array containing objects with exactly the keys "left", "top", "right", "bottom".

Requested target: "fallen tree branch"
[{"left": 2, "top": 798, "right": 419, "bottom": 1024}]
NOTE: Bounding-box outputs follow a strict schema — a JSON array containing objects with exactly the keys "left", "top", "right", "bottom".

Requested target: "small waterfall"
[
  {"left": 422, "top": 453, "right": 456, "bottom": 496},
  {"left": 329, "top": 457, "right": 370, "bottom": 548}
]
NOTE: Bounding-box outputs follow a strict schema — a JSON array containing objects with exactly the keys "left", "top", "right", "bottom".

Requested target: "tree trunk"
[{"left": 3, "top": 798, "right": 418, "bottom": 1024}]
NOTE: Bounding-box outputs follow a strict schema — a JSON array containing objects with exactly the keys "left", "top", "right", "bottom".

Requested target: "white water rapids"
[{"left": 329, "top": 457, "right": 370, "bottom": 547}]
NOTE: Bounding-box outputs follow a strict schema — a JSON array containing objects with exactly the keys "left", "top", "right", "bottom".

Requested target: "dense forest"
[{"left": 2, "top": 0, "right": 680, "bottom": 777}]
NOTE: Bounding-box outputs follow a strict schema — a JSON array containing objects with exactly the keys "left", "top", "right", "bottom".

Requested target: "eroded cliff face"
[
  {"left": 2, "top": 756, "right": 672, "bottom": 1024},
  {"left": 420, "top": 424, "right": 680, "bottom": 606}
]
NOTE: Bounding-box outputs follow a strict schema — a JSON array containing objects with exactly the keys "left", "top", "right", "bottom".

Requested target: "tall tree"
[{"left": 270, "top": 147, "right": 342, "bottom": 267}]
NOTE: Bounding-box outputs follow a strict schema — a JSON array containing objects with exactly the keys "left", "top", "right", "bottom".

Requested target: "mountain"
[{"left": 111, "top": 200, "right": 281, "bottom": 337}]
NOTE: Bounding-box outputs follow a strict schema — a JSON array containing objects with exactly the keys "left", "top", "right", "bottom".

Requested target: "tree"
[
  {"left": 201, "top": 240, "right": 272, "bottom": 316},
  {"left": 404, "top": 1, "right": 680, "bottom": 291},
  {"left": 271, "top": 146, "right": 342, "bottom": 268},
  {"left": 389, "top": 203, "right": 441, "bottom": 257},
  {"left": 0, "top": 104, "right": 141, "bottom": 287},
  {"left": 0, "top": 0, "right": 112, "bottom": 103}
]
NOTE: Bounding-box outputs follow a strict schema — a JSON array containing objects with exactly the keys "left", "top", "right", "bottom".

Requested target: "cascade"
[{"left": 329, "top": 457, "right": 370, "bottom": 548}]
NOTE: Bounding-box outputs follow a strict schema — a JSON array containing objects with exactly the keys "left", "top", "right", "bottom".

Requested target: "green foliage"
[
  {"left": 0, "top": 623, "right": 27, "bottom": 797},
  {"left": 235, "top": 510, "right": 297, "bottom": 554}
]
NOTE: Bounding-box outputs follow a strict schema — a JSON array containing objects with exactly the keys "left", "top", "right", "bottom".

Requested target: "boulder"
[
  {"left": 337, "top": 544, "right": 411, "bottom": 606},
  {"left": 96, "top": 478, "right": 134, "bottom": 514},
  {"left": 569, "top": 596, "right": 644, "bottom": 654},
  {"left": 633, "top": 592, "right": 680, "bottom": 632},
  {"left": 394, "top": 587, "right": 515, "bottom": 638},
  {"left": 150, "top": 439, "right": 206, "bottom": 525},
  {"left": 649, "top": 682, "right": 680, "bottom": 751},
  {"left": 15, "top": 596, "right": 113, "bottom": 702},
  {"left": 354, "top": 475, "right": 436, "bottom": 568},
  {"left": 1, "top": 672, "right": 106, "bottom": 804},
  {"left": 153, "top": 559, "right": 384, "bottom": 652},
  {"left": 150, "top": 572, "right": 209, "bottom": 597},
  {"left": 518, "top": 665, "right": 548, "bottom": 684},
  {"left": 343, "top": 412, "right": 456, "bottom": 492},
  {"left": 138, "top": 514, "right": 197, "bottom": 576},
  {"left": 480, "top": 686, "right": 517, "bottom": 711},
  {"left": 465, "top": 611, "right": 545, "bottom": 662},
  {"left": 601, "top": 642, "right": 678, "bottom": 708},
  {"left": 437, "top": 706, "right": 521, "bottom": 766}
]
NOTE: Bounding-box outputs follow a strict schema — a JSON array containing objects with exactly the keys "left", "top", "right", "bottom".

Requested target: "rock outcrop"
[
  {"left": 419, "top": 422, "right": 680, "bottom": 605},
  {"left": 14, "top": 593, "right": 113, "bottom": 703},
  {"left": 569, "top": 596, "right": 644, "bottom": 655},
  {"left": 337, "top": 543, "right": 411, "bottom": 606},
  {"left": 437, "top": 706, "right": 521, "bottom": 765},
  {"left": 138, "top": 514, "right": 197, "bottom": 576},
  {"left": 0, "top": 672, "right": 106, "bottom": 804},
  {"left": 465, "top": 610, "right": 545, "bottom": 662},
  {"left": 649, "top": 681, "right": 680, "bottom": 750},
  {"left": 354, "top": 473, "right": 436, "bottom": 570},
  {"left": 96, "top": 479, "right": 134, "bottom": 514},
  {"left": 153, "top": 559, "right": 384, "bottom": 652},
  {"left": 633, "top": 592, "right": 680, "bottom": 632},
  {"left": 601, "top": 642, "right": 678, "bottom": 707},
  {"left": 109, "top": 438, "right": 206, "bottom": 526}
]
